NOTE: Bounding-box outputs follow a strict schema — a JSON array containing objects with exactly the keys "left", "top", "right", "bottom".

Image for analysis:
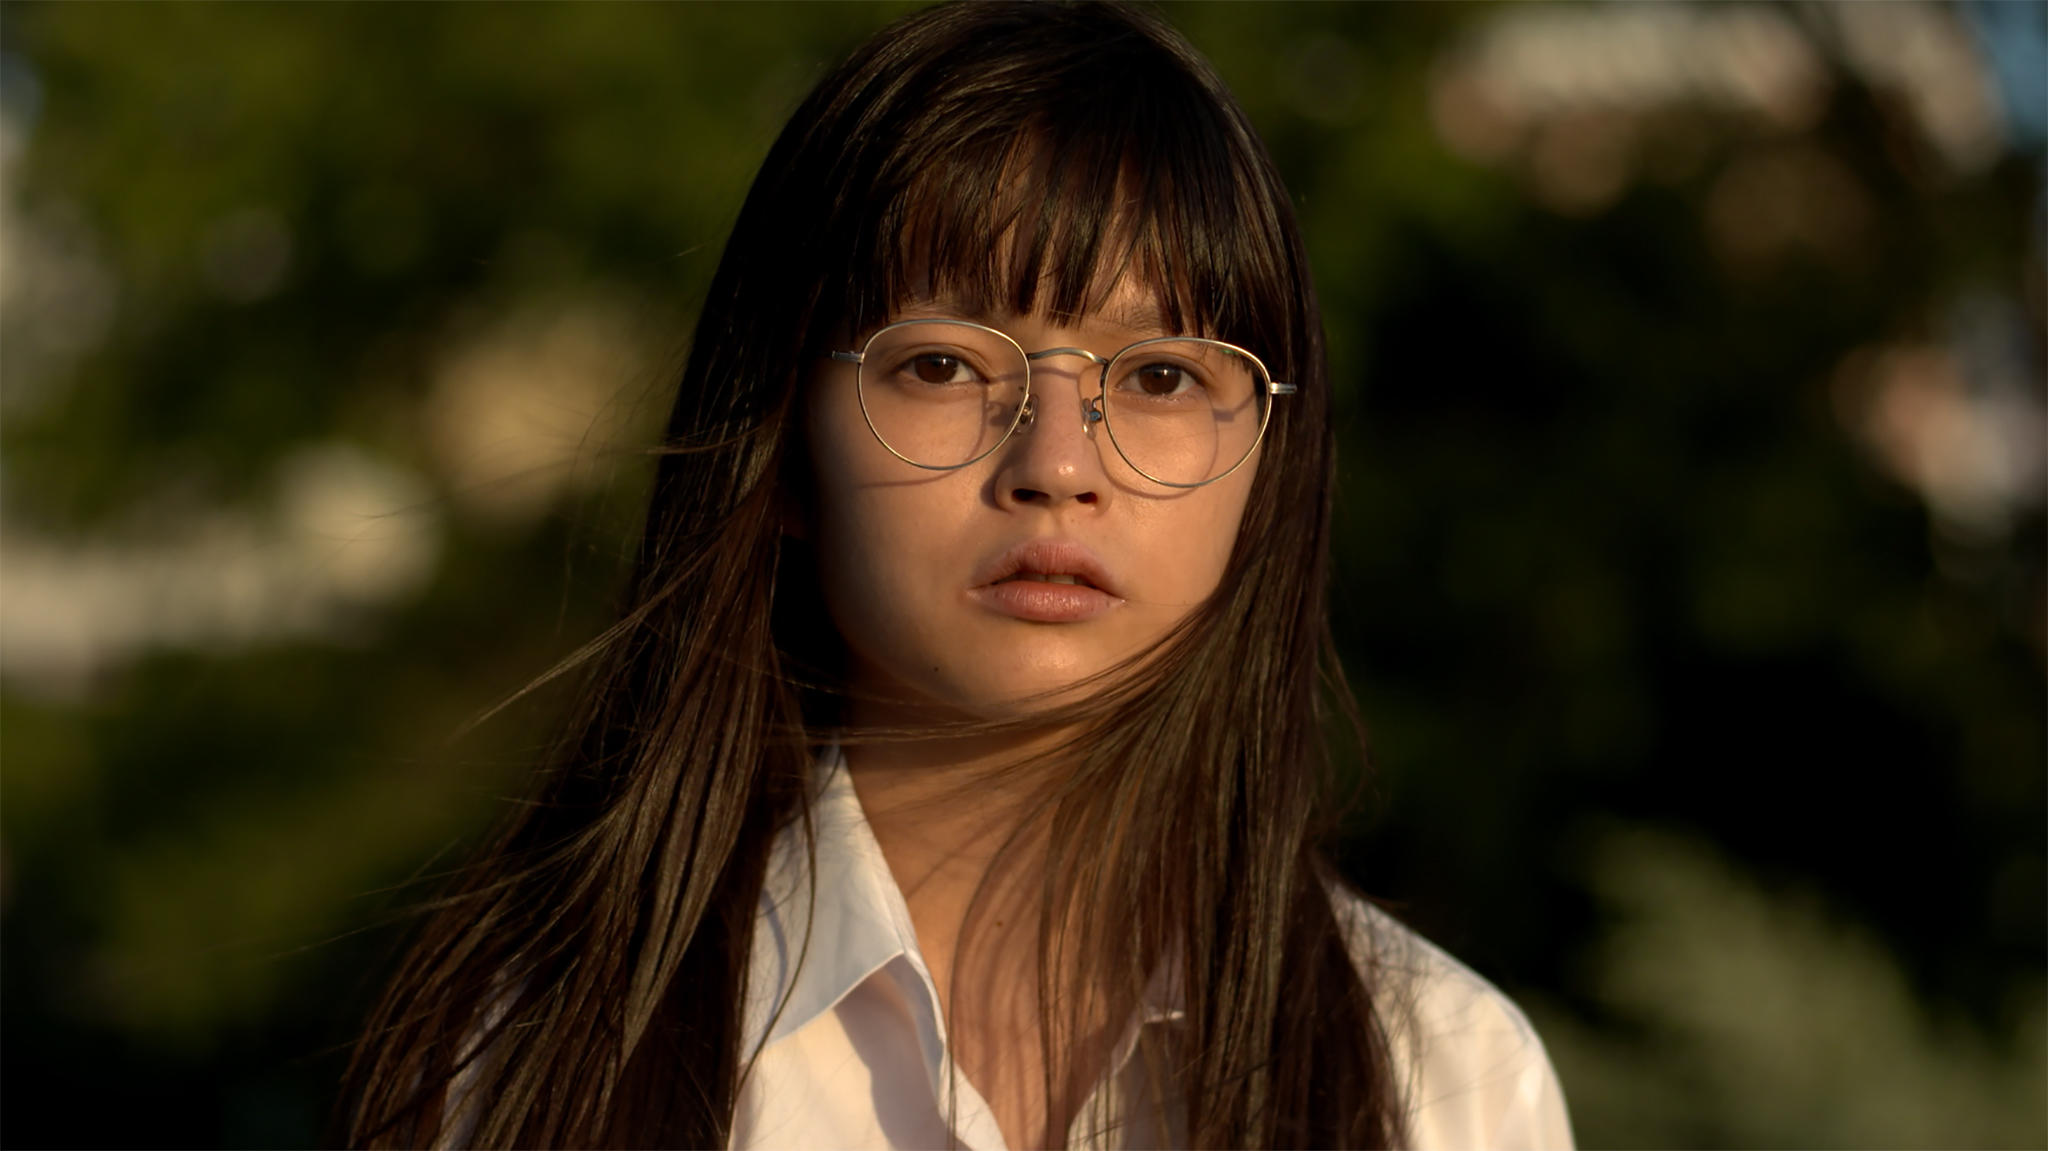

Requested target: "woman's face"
[{"left": 804, "top": 278, "right": 1263, "bottom": 717}]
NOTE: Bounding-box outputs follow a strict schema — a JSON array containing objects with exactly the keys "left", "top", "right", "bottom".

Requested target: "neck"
[
  {"left": 842, "top": 718, "right": 1068, "bottom": 941},
  {"left": 840, "top": 712, "right": 1094, "bottom": 1149}
]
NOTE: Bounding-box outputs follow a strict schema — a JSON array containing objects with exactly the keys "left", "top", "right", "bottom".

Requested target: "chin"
[
  {"left": 931, "top": 654, "right": 1120, "bottom": 718},
  {"left": 840, "top": 626, "right": 1145, "bottom": 722}
]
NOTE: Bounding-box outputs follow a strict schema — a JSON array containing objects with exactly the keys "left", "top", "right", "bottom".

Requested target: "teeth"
[{"left": 1041, "top": 573, "right": 1081, "bottom": 585}]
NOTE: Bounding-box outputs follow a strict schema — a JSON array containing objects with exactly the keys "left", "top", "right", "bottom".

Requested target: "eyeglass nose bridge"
[
  {"left": 1014, "top": 392, "right": 1105, "bottom": 433},
  {"left": 1017, "top": 346, "right": 1110, "bottom": 437}
]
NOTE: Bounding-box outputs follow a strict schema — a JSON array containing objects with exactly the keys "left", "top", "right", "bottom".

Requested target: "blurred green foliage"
[{"left": 1, "top": 3, "right": 2041, "bottom": 1147}]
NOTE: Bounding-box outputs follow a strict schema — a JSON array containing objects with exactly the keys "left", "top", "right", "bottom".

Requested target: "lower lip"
[{"left": 969, "top": 579, "right": 1120, "bottom": 622}]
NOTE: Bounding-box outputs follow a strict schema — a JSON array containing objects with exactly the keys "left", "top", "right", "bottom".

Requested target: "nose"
[{"left": 994, "top": 358, "right": 1108, "bottom": 509}]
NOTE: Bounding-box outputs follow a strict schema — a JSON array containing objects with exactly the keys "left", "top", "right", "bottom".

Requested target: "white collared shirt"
[{"left": 731, "top": 752, "right": 1574, "bottom": 1150}]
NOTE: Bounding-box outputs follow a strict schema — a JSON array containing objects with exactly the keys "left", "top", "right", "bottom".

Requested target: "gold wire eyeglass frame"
[{"left": 826, "top": 318, "right": 1297, "bottom": 489}]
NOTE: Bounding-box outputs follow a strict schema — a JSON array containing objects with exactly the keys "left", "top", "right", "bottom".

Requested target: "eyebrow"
[
  {"left": 1097, "top": 299, "right": 1171, "bottom": 336},
  {"left": 901, "top": 295, "right": 1177, "bottom": 336}
]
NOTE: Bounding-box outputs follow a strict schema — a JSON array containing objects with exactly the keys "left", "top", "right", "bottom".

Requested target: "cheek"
[
  {"left": 803, "top": 389, "right": 958, "bottom": 672},
  {"left": 1134, "top": 470, "right": 1255, "bottom": 611},
  {"left": 805, "top": 396, "right": 881, "bottom": 614}
]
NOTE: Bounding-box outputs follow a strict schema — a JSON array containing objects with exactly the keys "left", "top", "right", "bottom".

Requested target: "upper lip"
[{"left": 972, "top": 538, "right": 1121, "bottom": 597}]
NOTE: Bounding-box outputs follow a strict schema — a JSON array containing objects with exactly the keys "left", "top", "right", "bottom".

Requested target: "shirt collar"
[
  {"left": 743, "top": 745, "right": 932, "bottom": 1051},
  {"left": 740, "top": 746, "right": 1187, "bottom": 1057}
]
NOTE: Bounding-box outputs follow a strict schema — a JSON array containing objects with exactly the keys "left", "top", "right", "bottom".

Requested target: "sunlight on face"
[{"left": 805, "top": 279, "right": 1261, "bottom": 719}]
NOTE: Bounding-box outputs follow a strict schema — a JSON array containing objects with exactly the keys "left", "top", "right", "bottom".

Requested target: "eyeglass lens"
[{"left": 855, "top": 321, "right": 1271, "bottom": 486}]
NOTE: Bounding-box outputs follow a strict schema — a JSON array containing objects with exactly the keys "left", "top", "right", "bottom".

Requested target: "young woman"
[{"left": 344, "top": 3, "right": 1572, "bottom": 1148}]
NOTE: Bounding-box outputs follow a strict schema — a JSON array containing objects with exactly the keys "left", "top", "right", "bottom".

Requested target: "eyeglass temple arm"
[
  {"left": 828, "top": 350, "right": 864, "bottom": 365},
  {"left": 1269, "top": 381, "right": 1297, "bottom": 394}
]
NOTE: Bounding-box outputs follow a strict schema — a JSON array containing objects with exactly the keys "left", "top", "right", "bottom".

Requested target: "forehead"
[
  {"left": 889, "top": 277, "right": 1177, "bottom": 341},
  {"left": 858, "top": 149, "right": 1211, "bottom": 345}
]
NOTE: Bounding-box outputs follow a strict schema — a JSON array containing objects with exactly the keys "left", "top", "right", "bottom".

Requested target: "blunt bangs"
[{"left": 818, "top": 6, "right": 1300, "bottom": 373}]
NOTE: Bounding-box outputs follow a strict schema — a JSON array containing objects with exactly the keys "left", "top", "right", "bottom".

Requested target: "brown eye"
[
  {"left": 911, "top": 354, "right": 965, "bottom": 384},
  {"left": 1134, "top": 363, "right": 1192, "bottom": 396}
]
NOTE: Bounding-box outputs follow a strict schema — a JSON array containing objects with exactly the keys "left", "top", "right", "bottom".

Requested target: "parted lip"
[{"left": 971, "top": 538, "right": 1121, "bottom": 598}]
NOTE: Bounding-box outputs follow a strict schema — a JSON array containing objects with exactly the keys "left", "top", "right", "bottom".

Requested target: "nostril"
[
  {"left": 1075, "top": 492, "right": 1098, "bottom": 505},
  {"left": 1013, "top": 487, "right": 1047, "bottom": 503}
]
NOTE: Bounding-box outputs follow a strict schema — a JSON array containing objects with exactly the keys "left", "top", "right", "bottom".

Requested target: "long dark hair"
[{"left": 344, "top": 3, "right": 1403, "bottom": 1146}]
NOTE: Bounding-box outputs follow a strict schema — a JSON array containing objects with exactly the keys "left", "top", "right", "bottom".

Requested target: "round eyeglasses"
[{"left": 826, "top": 319, "right": 1296, "bottom": 488}]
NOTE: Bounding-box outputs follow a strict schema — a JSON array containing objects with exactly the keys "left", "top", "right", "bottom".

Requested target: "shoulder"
[{"left": 1325, "top": 879, "right": 1577, "bottom": 1151}]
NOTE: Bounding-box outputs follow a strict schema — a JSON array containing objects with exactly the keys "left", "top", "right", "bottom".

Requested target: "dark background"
[{"left": 2, "top": 3, "right": 2041, "bottom": 1146}]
